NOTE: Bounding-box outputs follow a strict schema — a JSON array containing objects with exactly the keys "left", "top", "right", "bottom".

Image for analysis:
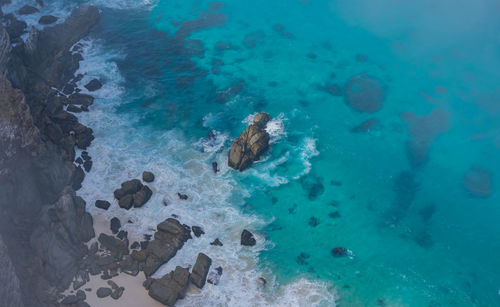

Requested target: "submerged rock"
[
  {"left": 331, "top": 247, "right": 347, "bottom": 257},
  {"left": 228, "top": 113, "right": 271, "bottom": 171},
  {"left": 18, "top": 5, "right": 39, "bottom": 15},
  {"left": 241, "top": 229, "right": 256, "bottom": 246},
  {"left": 39, "top": 15, "right": 58, "bottom": 25},
  {"left": 190, "top": 253, "right": 212, "bottom": 289}
]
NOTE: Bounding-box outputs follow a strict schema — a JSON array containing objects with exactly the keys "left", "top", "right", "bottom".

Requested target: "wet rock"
[
  {"left": 117, "top": 230, "right": 127, "bottom": 240},
  {"left": 210, "top": 238, "right": 223, "bottom": 246},
  {"left": 148, "top": 266, "right": 190, "bottom": 306},
  {"left": 133, "top": 185, "right": 153, "bottom": 207},
  {"left": 118, "top": 194, "right": 134, "bottom": 210},
  {"left": 67, "top": 104, "right": 82, "bottom": 113},
  {"left": 107, "top": 280, "right": 118, "bottom": 290},
  {"left": 211, "top": 161, "right": 219, "bottom": 173},
  {"left": 95, "top": 200, "right": 110, "bottom": 210},
  {"left": 110, "top": 217, "right": 121, "bottom": 234},
  {"left": 83, "top": 159, "right": 92, "bottom": 172},
  {"left": 61, "top": 295, "right": 79, "bottom": 304},
  {"left": 73, "top": 123, "right": 94, "bottom": 149},
  {"left": 228, "top": 113, "right": 271, "bottom": 171},
  {"left": 71, "top": 165, "right": 85, "bottom": 190},
  {"left": 39, "top": 15, "right": 58, "bottom": 25},
  {"left": 18, "top": 5, "right": 39, "bottom": 15},
  {"left": 111, "top": 287, "right": 124, "bottom": 300},
  {"left": 130, "top": 241, "right": 140, "bottom": 249},
  {"left": 115, "top": 179, "right": 143, "bottom": 199},
  {"left": 96, "top": 287, "right": 112, "bottom": 298},
  {"left": 98, "top": 233, "right": 128, "bottom": 259},
  {"left": 69, "top": 93, "right": 94, "bottom": 106},
  {"left": 207, "top": 266, "right": 223, "bottom": 285},
  {"left": 241, "top": 229, "right": 256, "bottom": 246},
  {"left": 142, "top": 171, "right": 155, "bottom": 182},
  {"left": 331, "top": 247, "right": 347, "bottom": 257},
  {"left": 141, "top": 219, "right": 191, "bottom": 276},
  {"left": 177, "top": 193, "right": 188, "bottom": 200},
  {"left": 190, "top": 253, "right": 212, "bottom": 289},
  {"left": 84, "top": 79, "right": 102, "bottom": 91},
  {"left": 192, "top": 226, "right": 205, "bottom": 237},
  {"left": 140, "top": 240, "right": 149, "bottom": 250},
  {"left": 76, "top": 290, "right": 86, "bottom": 301}
]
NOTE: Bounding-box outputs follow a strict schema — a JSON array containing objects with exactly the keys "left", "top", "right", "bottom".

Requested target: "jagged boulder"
[
  {"left": 147, "top": 266, "right": 190, "bottom": 306},
  {"left": 190, "top": 253, "right": 212, "bottom": 289},
  {"left": 114, "top": 179, "right": 152, "bottom": 209},
  {"left": 228, "top": 113, "right": 271, "bottom": 171}
]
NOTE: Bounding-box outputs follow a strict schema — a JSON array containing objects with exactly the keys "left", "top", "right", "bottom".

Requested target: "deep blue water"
[{"left": 6, "top": 0, "right": 500, "bottom": 305}]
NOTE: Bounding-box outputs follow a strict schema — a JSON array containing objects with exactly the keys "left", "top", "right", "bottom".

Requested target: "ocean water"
[{"left": 8, "top": 0, "right": 500, "bottom": 306}]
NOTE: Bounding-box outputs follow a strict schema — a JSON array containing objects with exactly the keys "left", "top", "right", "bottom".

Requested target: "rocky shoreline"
[{"left": 0, "top": 3, "right": 262, "bottom": 307}]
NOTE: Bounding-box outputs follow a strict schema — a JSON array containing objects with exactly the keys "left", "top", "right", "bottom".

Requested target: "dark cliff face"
[{"left": 0, "top": 6, "right": 100, "bottom": 307}]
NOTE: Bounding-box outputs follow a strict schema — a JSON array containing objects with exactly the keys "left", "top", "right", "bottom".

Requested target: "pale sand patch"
[{"left": 84, "top": 271, "right": 164, "bottom": 307}]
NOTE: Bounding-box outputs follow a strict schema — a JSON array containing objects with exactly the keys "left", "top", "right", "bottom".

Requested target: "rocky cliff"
[{"left": 0, "top": 6, "right": 100, "bottom": 307}]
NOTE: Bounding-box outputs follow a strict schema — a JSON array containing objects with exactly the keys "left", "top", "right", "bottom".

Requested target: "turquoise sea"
[{"left": 5, "top": 0, "right": 500, "bottom": 305}]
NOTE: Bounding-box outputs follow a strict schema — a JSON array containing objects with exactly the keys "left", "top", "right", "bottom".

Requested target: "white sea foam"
[
  {"left": 293, "top": 137, "right": 320, "bottom": 180},
  {"left": 73, "top": 39, "right": 336, "bottom": 306}
]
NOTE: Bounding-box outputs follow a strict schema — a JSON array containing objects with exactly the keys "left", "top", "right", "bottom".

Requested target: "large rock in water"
[
  {"left": 190, "top": 253, "right": 212, "bottom": 289},
  {"left": 228, "top": 113, "right": 271, "bottom": 171}
]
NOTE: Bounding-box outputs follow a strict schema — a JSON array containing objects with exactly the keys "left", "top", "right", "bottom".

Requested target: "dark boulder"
[
  {"left": 69, "top": 93, "right": 94, "bottom": 106},
  {"left": 148, "top": 266, "right": 190, "bottom": 306},
  {"left": 118, "top": 194, "right": 133, "bottom": 210},
  {"left": 177, "top": 192, "right": 188, "bottom": 200},
  {"left": 84, "top": 79, "right": 102, "bottom": 91},
  {"left": 73, "top": 123, "right": 94, "bottom": 149},
  {"left": 98, "top": 233, "right": 128, "bottom": 259},
  {"left": 83, "top": 159, "right": 92, "bottom": 172},
  {"left": 192, "top": 226, "right": 204, "bottom": 237},
  {"left": 241, "top": 229, "right": 256, "bottom": 246},
  {"left": 39, "top": 15, "right": 58, "bottom": 25},
  {"left": 190, "top": 253, "right": 212, "bottom": 289},
  {"left": 95, "top": 200, "right": 110, "bottom": 210},
  {"left": 18, "top": 5, "right": 39, "bottom": 15},
  {"left": 71, "top": 166, "right": 85, "bottom": 190},
  {"left": 67, "top": 104, "right": 82, "bottom": 113},
  {"left": 142, "top": 171, "right": 155, "bottom": 182},
  {"left": 133, "top": 185, "right": 153, "bottom": 207},
  {"left": 212, "top": 162, "right": 219, "bottom": 173},
  {"left": 210, "top": 238, "right": 223, "bottom": 246},
  {"left": 96, "top": 287, "right": 112, "bottom": 298},
  {"left": 119, "top": 179, "right": 143, "bottom": 196},
  {"left": 228, "top": 113, "right": 271, "bottom": 171},
  {"left": 110, "top": 287, "right": 124, "bottom": 300},
  {"left": 110, "top": 217, "right": 121, "bottom": 234}
]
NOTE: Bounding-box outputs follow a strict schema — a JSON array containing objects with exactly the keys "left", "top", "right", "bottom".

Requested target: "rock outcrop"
[
  {"left": 146, "top": 266, "right": 190, "bottom": 307},
  {"left": 131, "top": 218, "right": 191, "bottom": 277},
  {"left": 0, "top": 6, "right": 100, "bottom": 306},
  {"left": 228, "top": 113, "right": 271, "bottom": 171},
  {"left": 114, "top": 179, "right": 153, "bottom": 209},
  {"left": 241, "top": 229, "right": 256, "bottom": 246}
]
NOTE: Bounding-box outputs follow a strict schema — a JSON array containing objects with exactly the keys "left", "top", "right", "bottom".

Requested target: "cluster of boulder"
[
  {"left": 113, "top": 177, "right": 153, "bottom": 210},
  {"left": 228, "top": 112, "right": 271, "bottom": 171},
  {"left": 0, "top": 5, "right": 103, "bottom": 306}
]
